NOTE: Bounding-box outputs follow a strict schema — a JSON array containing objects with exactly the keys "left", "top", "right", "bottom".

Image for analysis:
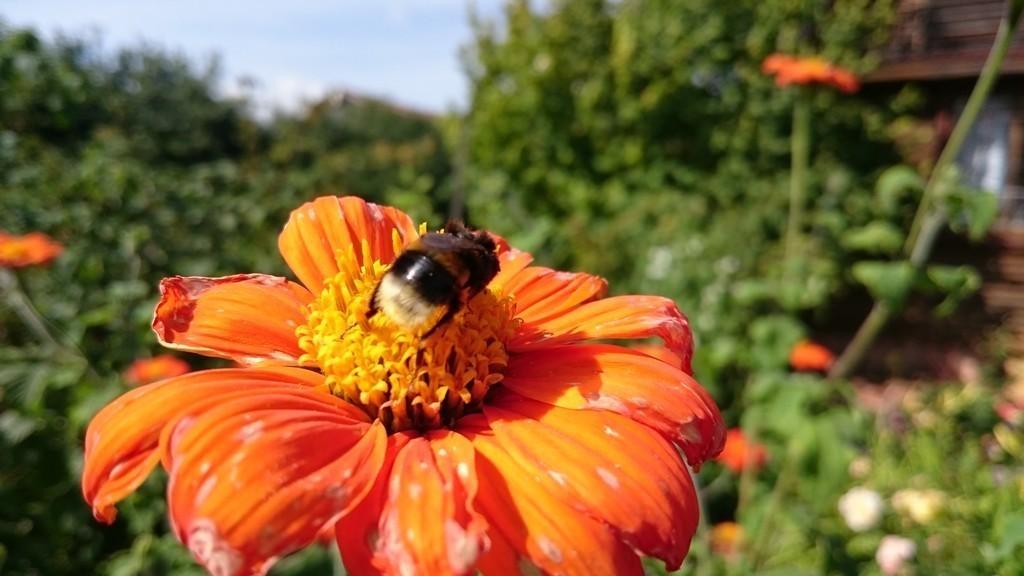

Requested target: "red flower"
[
  {"left": 789, "top": 340, "right": 835, "bottom": 372},
  {"left": 123, "top": 355, "right": 192, "bottom": 386},
  {"left": 715, "top": 428, "right": 767, "bottom": 473},
  {"left": 761, "top": 53, "right": 861, "bottom": 93},
  {"left": 82, "top": 196, "right": 724, "bottom": 575},
  {"left": 0, "top": 231, "right": 63, "bottom": 268}
]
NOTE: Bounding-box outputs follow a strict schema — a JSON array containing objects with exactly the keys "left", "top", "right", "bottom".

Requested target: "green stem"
[
  {"left": 0, "top": 269, "right": 100, "bottom": 381},
  {"left": 0, "top": 269, "right": 61, "bottom": 349},
  {"left": 831, "top": 4, "right": 1023, "bottom": 379},
  {"left": 905, "top": 12, "right": 1020, "bottom": 253},
  {"left": 786, "top": 91, "right": 811, "bottom": 260},
  {"left": 745, "top": 441, "right": 800, "bottom": 571},
  {"left": 331, "top": 541, "right": 347, "bottom": 576}
]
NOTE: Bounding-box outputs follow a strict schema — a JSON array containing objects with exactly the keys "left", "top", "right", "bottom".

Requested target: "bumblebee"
[{"left": 369, "top": 220, "right": 500, "bottom": 336}]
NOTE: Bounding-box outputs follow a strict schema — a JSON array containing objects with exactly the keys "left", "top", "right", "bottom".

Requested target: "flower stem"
[
  {"left": 0, "top": 269, "right": 100, "bottom": 381},
  {"left": 786, "top": 90, "right": 811, "bottom": 261},
  {"left": 904, "top": 5, "right": 1022, "bottom": 254},
  {"left": 830, "top": 4, "right": 1024, "bottom": 379},
  {"left": 745, "top": 440, "right": 800, "bottom": 571},
  {"left": 0, "top": 269, "right": 61, "bottom": 350},
  {"left": 330, "top": 542, "right": 346, "bottom": 576}
]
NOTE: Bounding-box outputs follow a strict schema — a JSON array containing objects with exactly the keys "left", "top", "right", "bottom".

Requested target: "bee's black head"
[{"left": 445, "top": 219, "right": 499, "bottom": 291}]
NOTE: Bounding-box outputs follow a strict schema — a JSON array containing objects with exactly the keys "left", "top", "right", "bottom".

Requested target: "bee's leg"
[{"left": 422, "top": 299, "right": 461, "bottom": 339}]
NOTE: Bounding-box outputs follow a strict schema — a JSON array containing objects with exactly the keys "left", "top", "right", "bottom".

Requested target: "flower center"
[{"left": 296, "top": 234, "right": 517, "bottom": 433}]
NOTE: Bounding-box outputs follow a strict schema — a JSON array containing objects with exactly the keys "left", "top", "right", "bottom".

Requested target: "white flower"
[
  {"left": 838, "top": 486, "right": 884, "bottom": 532},
  {"left": 876, "top": 535, "right": 916, "bottom": 575},
  {"left": 891, "top": 489, "right": 945, "bottom": 525}
]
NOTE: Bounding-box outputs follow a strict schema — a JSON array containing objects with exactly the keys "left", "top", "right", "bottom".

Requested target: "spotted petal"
[
  {"left": 464, "top": 418, "right": 644, "bottom": 576},
  {"left": 484, "top": 392, "right": 699, "bottom": 569},
  {"left": 152, "top": 274, "right": 312, "bottom": 366},
  {"left": 335, "top": 434, "right": 412, "bottom": 576},
  {"left": 511, "top": 295, "right": 695, "bottom": 373},
  {"left": 82, "top": 368, "right": 331, "bottom": 524},
  {"left": 501, "top": 344, "right": 724, "bottom": 467},
  {"left": 165, "top": 394, "right": 386, "bottom": 576},
  {"left": 278, "top": 196, "right": 418, "bottom": 293},
  {"left": 374, "top": 433, "right": 488, "bottom": 576},
  {"left": 499, "top": 265, "right": 607, "bottom": 326}
]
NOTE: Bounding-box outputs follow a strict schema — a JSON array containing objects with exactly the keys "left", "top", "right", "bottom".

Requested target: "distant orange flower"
[
  {"left": 790, "top": 340, "right": 835, "bottom": 372},
  {"left": 123, "top": 355, "right": 191, "bottom": 386},
  {"left": 82, "top": 196, "right": 724, "bottom": 575},
  {"left": 761, "top": 53, "right": 860, "bottom": 93},
  {"left": 716, "top": 428, "right": 767, "bottom": 473},
  {"left": 710, "top": 522, "right": 744, "bottom": 559},
  {"left": 0, "top": 231, "right": 63, "bottom": 268}
]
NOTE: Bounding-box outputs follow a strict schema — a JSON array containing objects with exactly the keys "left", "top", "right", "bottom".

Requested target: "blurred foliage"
[
  {"left": 0, "top": 19, "right": 447, "bottom": 575},
  {"left": 462, "top": 0, "right": 919, "bottom": 391},
  {"left": 644, "top": 380, "right": 1024, "bottom": 575},
  {"left": 0, "top": 0, "right": 1019, "bottom": 574}
]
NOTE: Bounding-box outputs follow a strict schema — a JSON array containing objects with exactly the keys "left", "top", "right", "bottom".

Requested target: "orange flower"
[
  {"left": 0, "top": 231, "right": 63, "bottom": 268},
  {"left": 789, "top": 340, "right": 835, "bottom": 372},
  {"left": 123, "top": 355, "right": 192, "bottom": 386},
  {"left": 82, "top": 196, "right": 724, "bottom": 575},
  {"left": 710, "top": 522, "right": 743, "bottom": 560},
  {"left": 761, "top": 53, "right": 860, "bottom": 94},
  {"left": 715, "top": 428, "right": 767, "bottom": 473}
]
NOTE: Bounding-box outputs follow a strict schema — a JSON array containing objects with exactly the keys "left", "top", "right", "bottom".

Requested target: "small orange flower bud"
[
  {"left": 789, "top": 340, "right": 835, "bottom": 372},
  {"left": 123, "top": 355, "right": 191, "bottom": 386},
  {"left": 761, "top": 53, "right": 860, "bottom": 93},
  {"left": 715, "top": 428, "right": 768, "bottom": 473},
  {"left": 0, "top": 231, "right": 63, "bottom": 268},
  {"left": 710, "top": 522, "right": 744, "bottom": 560}
]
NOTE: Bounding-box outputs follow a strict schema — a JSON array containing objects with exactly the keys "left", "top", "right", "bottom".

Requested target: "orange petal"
[
  {"left": 82, "top": 367, "right": 332, "bottom": 524},
  {"left": 501, "top": 344, "right": 724, "bottom": 468},
  {"left": 632, "top": 344, "right": 685, "bottom": 370},
  {"left": 488, "top": 249, "right": 534, "bottom": 293},
  {"left": 374, "top": 432, "right": 488, "bottom": 576},
  {"left": 336, "top": 433, "right": 413, "bottom": 576},
  {"left": 152, "top": 274, "right": 312, "bottom": 366},
  {"left": 277, "top": 196, "right": 418, "bottom": 293},
  {"left": 166, "top": 397, "right": 386, "bottom": 575},
  {"left": 511, "top": 295, "right": 695, "bottom": 373},
  {"left": 465, "top": 426, "right": 643, "bottom": 576},
  {"left": 484, "top": 392, "right": 699, "bottom": 569},
  {"left": 499, "top": 265, "right": 607, "bottom": 326}
]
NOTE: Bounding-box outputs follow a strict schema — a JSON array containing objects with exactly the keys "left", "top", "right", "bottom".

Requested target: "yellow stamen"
[{"left": 296, "top": 230, "right": 517, "bottom": 432}]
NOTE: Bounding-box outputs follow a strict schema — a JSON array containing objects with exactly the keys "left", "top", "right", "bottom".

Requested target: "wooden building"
[
  {"left": 868, "top": 0, "right": 1024, "bottom": 215},
  {"left": 863, "top": 0, "right": 1024, "bottom": 357}
]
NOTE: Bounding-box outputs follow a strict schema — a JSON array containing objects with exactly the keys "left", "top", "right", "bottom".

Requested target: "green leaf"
[
  {"left": 851, "top": 260, "right": 917, "bottom": 308},
  {"left": 926, "top": 265, "right": 981, "bottom": 316},
  {"left": 841, "top": 221, "right": 904, "bottom": 254},
  {"left": 875, "top": 165, "right": 924, "bottom": 211},
  {"left": 992, "top": 513, "right": 1024, "bottom": 560},
  {"left": 961, "top": 190, "right": 1000, "bottom": 241},
  {"left": 0, "top": 412, "right": 39, "bottom": 443}
]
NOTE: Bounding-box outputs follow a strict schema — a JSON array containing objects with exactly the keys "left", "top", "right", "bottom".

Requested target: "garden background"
[{"left": 2, "top": 0, "right": 1024, "bottom": 574}]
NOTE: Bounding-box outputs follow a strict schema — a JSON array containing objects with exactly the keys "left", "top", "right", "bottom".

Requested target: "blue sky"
[{"left": 0, "top": 0, "right": 506, "bottom": 114}]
